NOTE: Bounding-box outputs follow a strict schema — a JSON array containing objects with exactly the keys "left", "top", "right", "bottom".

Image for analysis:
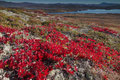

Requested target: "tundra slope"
[{"left": 0, "top": 8, "right": 119, "bottom": 80}]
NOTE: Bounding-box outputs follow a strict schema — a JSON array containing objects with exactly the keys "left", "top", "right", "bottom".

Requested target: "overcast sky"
[{"left": 3, "top": 0, "right": 120, "bottom": 4}]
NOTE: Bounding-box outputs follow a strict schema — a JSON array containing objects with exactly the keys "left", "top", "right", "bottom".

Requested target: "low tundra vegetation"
[
  {"left": 0, "top": 8, "right": 119, "bottom": 80},
  {"left": 0, "top": 23, "right": 119, "bottom": 80}
]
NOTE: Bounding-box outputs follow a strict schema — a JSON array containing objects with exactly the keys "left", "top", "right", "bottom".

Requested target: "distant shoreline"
[{"left": 47, "top": 9, "right": 120, "bottom": 14}]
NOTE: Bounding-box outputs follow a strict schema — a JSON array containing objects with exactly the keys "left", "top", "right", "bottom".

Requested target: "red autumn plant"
[
  {"left": 0, "top": 25, "right": 119, "bottom": 80},
  {"left": 90, "top": 26, "right": 119, "bottom": 37}
]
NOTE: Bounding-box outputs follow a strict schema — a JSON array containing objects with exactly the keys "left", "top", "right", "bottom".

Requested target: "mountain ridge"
[{"left": 0, "top": 1, "right": 120, "bottom": 11}]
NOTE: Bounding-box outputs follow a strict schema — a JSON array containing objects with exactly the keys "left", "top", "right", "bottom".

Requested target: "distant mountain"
[
  {"left": 0, "top": 1, "right": 120, "bottom": 10},
  {"left": 0, "top": 1, "right": 35, "bottom": 7},
  {"left": 98, "top": 2, "right": 120, "bottom": 6}
]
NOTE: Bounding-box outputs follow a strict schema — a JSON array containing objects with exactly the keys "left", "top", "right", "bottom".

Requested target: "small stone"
[
  {"left": 85, "top": 71, "right": 93, "bottom": 80},
  {"left": 47, "top": 69, "right": 65, "bottom": 80},
  {"left": 0, "top": 75, "right": 3, "bottom": 79},
  {"left": 54, "top": 73, "right": 65, "bottom": 80},
  {"left": 3, "top": 77, "right": 10, "bottom": 80},
  {"left": 3, "top": 44, "right": 12, "bottom": 54},
  {"left": 79, "top": 28, "right": 89, "bottom": 34},
  {"left": 78, "top": 68, "right": 85, "bottom": 73},
  {"left": 0, "top": 33, "right": 3, "bottom": 37},
  {"left": 0, "top": 69, "right": 4, "bottom": 74}
]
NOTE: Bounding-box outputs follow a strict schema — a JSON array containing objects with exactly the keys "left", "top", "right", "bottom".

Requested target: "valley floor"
[{"left": 52, "top": 13, "right": 120, "bottom": 32}]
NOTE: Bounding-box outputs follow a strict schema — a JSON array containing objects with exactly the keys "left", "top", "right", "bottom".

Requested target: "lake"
[{"left": 48, "top": 9, "right": 120, "bottom": 14}]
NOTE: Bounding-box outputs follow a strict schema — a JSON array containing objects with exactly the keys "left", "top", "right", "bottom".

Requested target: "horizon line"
[{"left": 1, "top": 1, "right": 120, "bottom": 4}]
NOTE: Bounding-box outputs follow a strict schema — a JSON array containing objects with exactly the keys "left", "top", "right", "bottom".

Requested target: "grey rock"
[
  {"left": 0, "top": 33, "right": 3, "bottom": 37},
  {"left": 0, "top": 69, "right": 4, "bottom": 75},
  {"left": 3, "top": 77, "right": 10, "bottom": 80},
  {"left": 47, "top": 69, "right": 65, "bottom": 80},
  {"left": 79, "top": 28, "right": 90, "bottom": 34},
  {"left": 3, "top": 44, "right": 12, "bottom": 54}
]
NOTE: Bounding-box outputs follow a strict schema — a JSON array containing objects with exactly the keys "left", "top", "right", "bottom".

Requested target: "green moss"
[
  {"left": 27, "top": 18, "right": 41, "bottom": 26},
  {"left": 7, "top": 8, "right": 24, "bottom": 14},
  {"left": 87, "top": 30, "right": 120, "bottom": 51}
]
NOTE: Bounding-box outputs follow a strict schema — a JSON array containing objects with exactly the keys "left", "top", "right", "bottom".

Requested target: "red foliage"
[
  {"left": 91, "top": 26, "right": 119, "bottom": 37},
  {"left": 0, "top": 25, "right": 119, "bottom": 80}
]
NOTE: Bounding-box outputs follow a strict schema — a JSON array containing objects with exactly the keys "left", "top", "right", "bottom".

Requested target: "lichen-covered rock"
[
  {"left": 47, "top": 58, "right": 104, "bottom": 80},
  {"left": 3, "top": 44, "right": 12, "bottom": 54},
  {"left": 0, "top": 33, "right": 3, "bottom": 37},
  {"left": 47, "top": 69, "right": 65, "bottom": 80},
  {"left": 0, "top": 69, "right": 10, "bottom": 80}
]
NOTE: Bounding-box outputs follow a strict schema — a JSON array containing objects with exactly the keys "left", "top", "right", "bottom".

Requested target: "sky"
[{"left": 2, "top": 0, "right": 120, "bottom": 4}]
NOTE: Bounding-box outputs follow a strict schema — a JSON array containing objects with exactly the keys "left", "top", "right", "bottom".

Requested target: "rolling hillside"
[{"left": 0, "top": 8, "right": 119, "bottom": 80}]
